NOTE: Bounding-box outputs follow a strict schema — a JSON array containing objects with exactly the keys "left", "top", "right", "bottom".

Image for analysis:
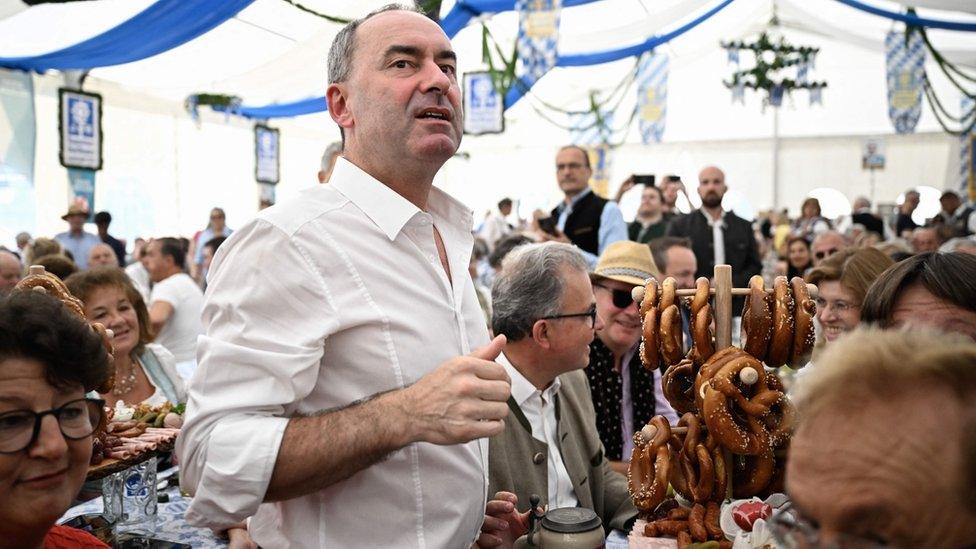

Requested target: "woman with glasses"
[
  {"left": 805, "top": 248, "right": 893, "bottom": 350},
  {"left": 66, "top": 267, "right": 185, "bottom": 408},
  {"left": 0, "top": 290, "right": 111, "bottom": 548}
]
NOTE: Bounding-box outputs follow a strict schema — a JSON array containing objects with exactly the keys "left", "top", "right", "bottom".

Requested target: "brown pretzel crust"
[
  {"left": 15, "top": 271, "right": 86, "bottom": 319},
  {"left": 732, "top": 448, "right": 776, "bottom": 498},
  {"left": 639, "top": 278, "right": 659, "bottom": 320},
  {"left": 741, "top": 275, "right": 772, "bottom": 361},
  {"left": 694, "top": 346, "right": 748, "bottom": 414},
  {"left": 765, "top": 276, "right": 795, "bottom": 367},
  {"left": 629, "top": 416, "right": 673, "bottom": 511},
  {"left": 662, "top": 359, "right": 697, "bottom": 414},
  {"left": 659, "top": 277, "right": 677, "bottom": 312},
  {"left": 640, "top": 309, "right": 660, "bottom": 371},
  {"left": 659, "top": 304, "right": 684, "bottom": 366},
  {"left": 789, "top": 276, "right": 816, "bottom": 368}
]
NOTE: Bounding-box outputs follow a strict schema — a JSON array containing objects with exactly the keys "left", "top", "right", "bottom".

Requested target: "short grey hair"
[
  {"left": 491, "top": 242, "right": 589, "bottom": 342},
  {"left": 321, "top": 142, "right": 343, "bottom": 171},
  {"left": 327, "top": 3, "right": 422, "bottom": 85}
]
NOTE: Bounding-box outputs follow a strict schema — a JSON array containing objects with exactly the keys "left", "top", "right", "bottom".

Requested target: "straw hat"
[
  {"left": 61, "top": 199, "right": 90, "bottom": 220},
  {"left": 590, "top": 240, "right": 660, "bottom": 287}
]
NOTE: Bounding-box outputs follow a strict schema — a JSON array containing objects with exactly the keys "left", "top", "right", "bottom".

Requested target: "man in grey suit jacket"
[{"left": 477, "top": 242, "right": 638, "bottom": 547}]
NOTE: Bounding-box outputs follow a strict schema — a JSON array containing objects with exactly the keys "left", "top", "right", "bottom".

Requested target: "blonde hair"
[{"left": 794, "top": 327, "right": 976, "bottom": 509}]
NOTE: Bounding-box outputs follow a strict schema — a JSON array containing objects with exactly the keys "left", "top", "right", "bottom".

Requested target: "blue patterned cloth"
[{"left": 61, "top": 486, "right": 226, "bottom": 547}]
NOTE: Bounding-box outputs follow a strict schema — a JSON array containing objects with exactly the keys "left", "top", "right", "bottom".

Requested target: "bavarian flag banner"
[
  {"left": 637, "top": 52, "right": 669, "bottom": 144},
  {"left": 885, "top": 29, "right": 925, "bottom": 134},
  {"left": 517, "top": 0, "right": 561, "bottom": 81}
]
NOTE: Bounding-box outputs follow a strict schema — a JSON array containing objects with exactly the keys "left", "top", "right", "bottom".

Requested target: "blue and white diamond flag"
[
  {"left": 885, "top": 30, "right": 925, "bottom": 134},
  {"left": 516, "top": 0, "right": 561, "bottom": 81},
  {"left": 636, "top": 52, "right": 669, "bottom": 144},
  {"left": 727, "top": 48, "right": 739, "bottom": 66},
  {"left": 797, "top": 62, "right": 809, "bottom": 85}
]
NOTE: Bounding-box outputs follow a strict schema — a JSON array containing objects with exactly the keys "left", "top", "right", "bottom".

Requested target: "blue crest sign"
[{"left": 885, "top": 30, "right": 925, "bottom": 134}]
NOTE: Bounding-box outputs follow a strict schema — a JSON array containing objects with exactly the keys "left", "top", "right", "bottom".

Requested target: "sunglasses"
[
  {"left": 595, "top": 284, "right": 634, "bottom": 309},
  {"left": 814, "top": 248, "right": 839, "bottom": 260}
]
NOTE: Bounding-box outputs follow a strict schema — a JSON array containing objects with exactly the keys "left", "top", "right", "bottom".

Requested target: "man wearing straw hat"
[
  {"left": 54, "top": 199, "right": 101, "bottom": 270},
  {"left": 586, "top": 240, "right": 678, "bottom": 474}
]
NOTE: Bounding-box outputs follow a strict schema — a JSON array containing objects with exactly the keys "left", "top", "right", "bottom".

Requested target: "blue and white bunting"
[
  {"left": 769, "top": 84, "right": 785, "bottom": 108},
  {"left": 636, "top": 52, "right": 669, "bottom": 144},
  {"left": 568, "top": 110, "right": 614, "bottom": 146},
  {"left": 885, "top": 29, "right": 925, "bottom": 134},
  {"left": 732, "top": 81, "right": 745, "bottom": 104},
  {"left": 797, "top": 63, "right": 809, "bottom": 85},
  {"left": 727, "top": 48, "right": 739, "bottom": 66},
  {"left": 516, "top": 0, "right": 561, "bottom": 81},
  {"left": 809, "top": 85, "right": 823, "bottom": 106}
]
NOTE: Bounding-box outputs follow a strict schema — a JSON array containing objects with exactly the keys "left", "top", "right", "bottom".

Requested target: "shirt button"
[{"left": 533, "top": 452, "right": 545, "bottom": 465}]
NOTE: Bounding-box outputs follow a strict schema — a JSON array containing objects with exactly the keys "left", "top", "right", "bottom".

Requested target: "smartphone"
[
  {"left": 537, "top": 216, "right": 559, "bottom": 236},
  {"left": 633, "top": 174, "right": 655, "bottom": 186},
  {"left": 666, "top": 175, "right": 682, "bottom": 183}
]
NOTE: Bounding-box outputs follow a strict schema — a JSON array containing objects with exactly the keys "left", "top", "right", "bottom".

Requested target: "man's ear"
[
  {"left": 531, "top": 319, "right": 552, "bottom": 350},
  {"left": 327, "top": 83, "right": 354, "bottom": 132}
]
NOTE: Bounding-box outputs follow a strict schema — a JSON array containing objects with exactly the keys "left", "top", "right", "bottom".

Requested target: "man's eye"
[
  {"left": 393, "top": 60, "right": 410, "bottom": 69},
  {"left": 441, "top": 65, "right": 456, "bottom": 75}
]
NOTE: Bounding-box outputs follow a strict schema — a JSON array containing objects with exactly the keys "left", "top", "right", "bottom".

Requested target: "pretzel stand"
[{"left": 627, "top": 265, "right": 817, "bottom": 547}]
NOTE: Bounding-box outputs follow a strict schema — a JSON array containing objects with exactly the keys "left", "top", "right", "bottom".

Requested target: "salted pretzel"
[
  {"left": 740, "top": 275, "right": 772, "bottom": 361},
  {"left": 658, "top": 277, "right": 677, "bottom": 312},
  {"left": 640, "top": 309, "right": 660, "bottom": 371},
  {"left": 688, "top": 277, "right": 715, "bottom": 365},
  {"left": 638, "top": 278, "right": 659, "bottom": 320},
  {"left": 701, "top": 353, "right": 776, "bottom": 455},
  {"left": 628, "top": 416, "right": 673, "bottom": 512},
  {"left": 764, "top": 276, "right": 795, "bottom": 368},
  {"left": 732, "top": 449, "right": 776, "bottom": 498},
  {"left": 659, "top": 304, "right": 684, "bottom": 366},
  {"left": 789, "top": 276, "right": 816, "bottom": 368},
  {"left": 694, "top": 346, "right": 744, "bottom": 413},
  {"left": 662, "top": 359, "right": 696, "bottom": 414},
  {"left": 668, "top": 414, "right": 715, "bottom": 504}
]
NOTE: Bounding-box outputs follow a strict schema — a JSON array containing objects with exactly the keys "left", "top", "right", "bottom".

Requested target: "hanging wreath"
[{"left": 721, "top": 31, "right": 827, "bottom": 109}]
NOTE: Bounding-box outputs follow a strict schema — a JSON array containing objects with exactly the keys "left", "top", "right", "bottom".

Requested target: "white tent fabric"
[{"left": 1, "top": 0, "right": 974, "bottom": 247}]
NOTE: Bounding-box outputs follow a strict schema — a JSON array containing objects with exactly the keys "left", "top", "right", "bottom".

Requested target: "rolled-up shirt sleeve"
[{"left": 176, "top": 220, "right": 338, "bottom": 530}]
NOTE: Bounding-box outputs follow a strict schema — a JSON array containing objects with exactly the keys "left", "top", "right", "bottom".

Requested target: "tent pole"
[{"left": 772, "top": 106, "right": 780, "bottom": 209}]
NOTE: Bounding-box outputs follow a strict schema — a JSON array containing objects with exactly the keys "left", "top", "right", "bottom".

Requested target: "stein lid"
[{"left": 541, "top": 507, "right": 602, "bottom": 534}]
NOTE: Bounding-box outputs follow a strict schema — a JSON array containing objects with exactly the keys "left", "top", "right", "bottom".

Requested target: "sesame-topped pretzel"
[{"left": 628, "top": 415, "right": 673, "bottom": 512}]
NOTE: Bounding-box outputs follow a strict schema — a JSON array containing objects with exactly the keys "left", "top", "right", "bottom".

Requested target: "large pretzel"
[
  {"left": 694, "top": 346, "right": 744, "bottom": 413},
  {"left": 657, "top": 278, "right": 683, "bottom": 366},
  {"left": 764, "top": 276, "right": 795, "bottom": 367},
  {"left": 628, "top": 416, "right": 673, "bottom": 512},
  {"left": 763, "top": 371, "right": 796, "bottom": 448},
  {"left": 640, "top": 310, "right": 660, "bottom": 371},
  {"left": 740, "top": 275, "right": 772, "bottom": 361},
  {"left": 638, "top": 278, "right": 659, "bottom": 321},
  {"left": 688, "top": 277, "right": 715, "bottom": 365},
  {"left": 669, "top": 414, "right": 715, "bottom": 504},
  {"left": 701, "top": 354, "right": 776, "bottom": 455},
  {"left": 662, "top": 359, "right": 696, "bottom": 414},
  {"left": 790, "top": 276, "right": 816, "bottom": 368}
]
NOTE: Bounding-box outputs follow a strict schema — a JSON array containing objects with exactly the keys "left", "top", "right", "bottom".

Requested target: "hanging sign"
[
  {"left": 59, "top": 88, "right": 102, "bottom": 170},
  {"left": 587, "top": 144, "right": 612, "bottom": 198},
  {"left": 67, "top": 169, "right": 96, "bottom": 220},
  {"left": 516, "top": 0, "right": 561, "bottom": 80},
  {"left": 885, "top": 30, "right": 925, "bottom": 134},
  {"left": 861, "top": 138, "right": 886, "bottom": 170},
  {"left": 463, "top": 71, "right": 504, "bottom": 135},
  {"left": 637, "top": 52, "right": 669, "bottom": 144},
  {"left": 255, "top": 124, "right": 279, "bottom": 184}
]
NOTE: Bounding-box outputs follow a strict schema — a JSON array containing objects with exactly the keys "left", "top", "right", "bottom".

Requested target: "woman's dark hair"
[
  {"left": 0, "top": 291, "right": 111, "bottom": 392},
  {"left": 65, "top": 267, "right": 154, "bottom": 356},
  {"left": 861, "top": 252, "right": 976, "bottom": 327},
  {"left": 786, "top": 236, "right": 812, "bottom": 279}
]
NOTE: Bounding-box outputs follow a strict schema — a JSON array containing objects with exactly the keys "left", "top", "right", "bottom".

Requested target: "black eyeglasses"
[
  {"left": 0, "top": 398, "right": 105, "bottom": 454},
  {"left": 539, "top": 306, "right": 597, "bottom": 328},
  {"left": 594, "top": 284, "right": 634, "bottom": 309}
]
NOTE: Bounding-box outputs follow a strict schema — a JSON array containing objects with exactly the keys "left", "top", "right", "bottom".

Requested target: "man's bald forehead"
[
  {"left": 698, "top": 166, "right": 725, "bottom": 181},
  {"left": 0, "top": 251, "right": 19, "bottom": 266}
]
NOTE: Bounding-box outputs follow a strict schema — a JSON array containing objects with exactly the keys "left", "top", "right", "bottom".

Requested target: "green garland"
[
  {"left": 722, "top": 31, "right": 827, "bottom": 104},
  {"left": 907, "top": 11, "right": 976, "bottom": 136}
]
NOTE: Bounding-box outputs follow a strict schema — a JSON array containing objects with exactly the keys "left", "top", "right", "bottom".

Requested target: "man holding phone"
[
  {"left": 616, "top": 176, "right": 669, "bottom": 244},
  {"left": 543, "top": 145, "right": 627, "bottom": 267}
]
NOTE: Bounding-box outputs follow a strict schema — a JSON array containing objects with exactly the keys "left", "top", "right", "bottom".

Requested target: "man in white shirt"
[
  {"left": 481, "top": 242, "right": 637, "bottom": 545},
  {"left": 478, "top": 197, "right": 514, "bottom": 251},
  {"left": 176, "top": 6, "right": 511, "bottom": 548},
  {"left": 144, "top": 237, "right": 203, "bottom": 380}
]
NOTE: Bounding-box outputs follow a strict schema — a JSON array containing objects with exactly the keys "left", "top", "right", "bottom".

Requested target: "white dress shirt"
[
  {"left": 176, "top": 158, "right": 491, "bottom": 548},
  {"left": 704, "top": 211, "right": 726, "bottom": 266},
  {"left": 498, "top": 352, "right": 579, "bottom": 510}
]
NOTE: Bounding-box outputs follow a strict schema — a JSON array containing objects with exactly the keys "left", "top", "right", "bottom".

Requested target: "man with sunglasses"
[
  {"left": 810, "top": 230, "right": 849, "bottom": 267},
  {"left": 479, "top": 242, "right": 637, "bottom": 546},
  {"left": 585, "top": 241, "right": 678, "bottom": 475}
]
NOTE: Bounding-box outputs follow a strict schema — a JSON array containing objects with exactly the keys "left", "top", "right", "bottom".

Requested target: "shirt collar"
[
  {"left": 497, "top": 351, "right": 561, "bottom": 407},
  {"left": 328, "top": 157, "right": 474, "bottom": 241},
  {"left": 700, "top": 209, "right": 726, "bottom": 228},
  {"left": 563, "top": 187, "right": 593, "bottom": 210}
]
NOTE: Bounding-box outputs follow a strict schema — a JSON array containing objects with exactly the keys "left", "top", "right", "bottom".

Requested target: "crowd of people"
[{"left": 1, "top": 4, "right": 975, "bottom": 549}]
